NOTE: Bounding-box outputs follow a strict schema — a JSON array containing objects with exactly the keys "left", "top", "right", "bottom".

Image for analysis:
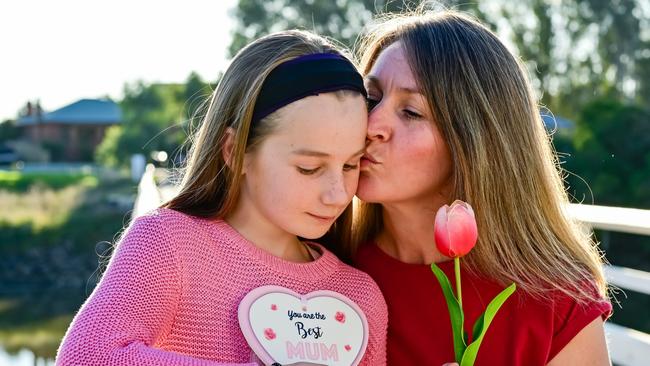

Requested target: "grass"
[
  {"left": 0, "top": 313, "right": 72, "bottom": 359},
  {"left": 0, "top": 185, "right": 86, "bottom": 231},
  {"left": 0, "top": 170, "right": 134, "bottom": 249},
  {"left": 0, "top": 170, "right": 100, "bottom": 231},
  {"left": 0, "top": 171, "right": 98, "bottom": 192},
  {"left": 0, "top": 293, "right": 84, "bottom": 359},
  {"left": 0, "top": 169, "right": 134, "bottom": 359}
]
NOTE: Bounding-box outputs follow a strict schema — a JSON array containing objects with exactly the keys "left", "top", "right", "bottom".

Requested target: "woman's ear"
[{"left": 222, "top": 127, "right": 236, "bottom": 169}]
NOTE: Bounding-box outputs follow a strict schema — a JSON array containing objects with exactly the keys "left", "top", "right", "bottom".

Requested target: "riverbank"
[{"left": 0, "top": 168, "right": 136, "bottom": 360}]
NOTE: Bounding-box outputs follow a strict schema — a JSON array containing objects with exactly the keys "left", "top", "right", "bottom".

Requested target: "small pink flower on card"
[
  {"left": 335, "top": 311, "right": 346, "bottom": 323},
  {"left": 270, "top": 304, "right": 277, "bottom": 311},
  {"left": 344, "top": 345, "right": 352, "bottom": 351},
  {"left": 264, "top": 328, "right": 276, "bottom": 340}
]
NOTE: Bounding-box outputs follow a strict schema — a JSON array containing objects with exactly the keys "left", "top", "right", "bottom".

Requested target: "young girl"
[{"left": 56, "top": 30, "right": 387, "bottom": 366}]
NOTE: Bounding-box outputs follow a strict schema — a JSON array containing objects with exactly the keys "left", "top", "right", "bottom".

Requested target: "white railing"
[
  {"left": 568, "top": 203, "right": 650, "bottom": 366},
  {"left": 567, "top": 204, "right": 650, "bottom": 236},
  {"left": 132, "top": 164, "right": 163, "bottom": 218},
  {"left": 134, "top": 174, "right": 650, "bottom": 365}
]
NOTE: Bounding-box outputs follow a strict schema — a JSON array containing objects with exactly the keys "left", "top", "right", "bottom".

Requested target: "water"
[
  {"left": 0, "top": 347, "right": 54, "bottom": 366},
  {"left": 0, "top": 290, "right": 86, "bottom": 366}
]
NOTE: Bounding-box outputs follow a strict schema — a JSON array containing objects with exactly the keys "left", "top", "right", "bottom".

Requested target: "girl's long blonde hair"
[
  {"left": 353, "top": 10, "right": 608, "bottom": 303},
  {"left": 165, "top": 30, "right": 358, "bottom": 260}
]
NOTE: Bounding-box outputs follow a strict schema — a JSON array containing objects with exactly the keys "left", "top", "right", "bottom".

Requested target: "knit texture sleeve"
[
  {"left": 55, "top": 212, "right": 255, "bottom": 366},
  {"left": 354, "top": 272, "right": 388, "bottom": 366},
  {"left": 360, "top": 294, "right": 388, "bottom": 365}
]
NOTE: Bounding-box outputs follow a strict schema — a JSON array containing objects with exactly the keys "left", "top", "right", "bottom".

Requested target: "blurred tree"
[
  {"left": 182, "top": 72, "right": 213, "bottom": 132},
  {"left": 95, "top": 73, "right": 211, "bottom": 168},
  {"left": 95, "top": 81, "right": 182, "bottom": 167},
  {"left": 552, "top": 0, "right": 645, "bottom": 115},
  {"left": 564, "top": 98, "right": 650, "bottom": 207},
  {"left": 453, "top": 0, "right": 647, "bottom": 119},
  {"left": 0, "top": 119, "right": 20, "bottom": 143},
  {"left": 228, "top": 0, "right": 422, "bottom": 56}
]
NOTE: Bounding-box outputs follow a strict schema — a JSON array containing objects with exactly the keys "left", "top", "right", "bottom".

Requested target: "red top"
[{"left": 354, "top": 243, "right": 612, "bottom": 366}]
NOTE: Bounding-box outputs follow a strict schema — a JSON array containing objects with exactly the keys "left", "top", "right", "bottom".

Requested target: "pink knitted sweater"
[{"left": 56, "top": 208, "right": 387, "bottom": 365}]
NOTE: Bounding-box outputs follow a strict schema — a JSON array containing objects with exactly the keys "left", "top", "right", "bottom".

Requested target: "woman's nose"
[{"left": 366, "top": 103, "right": 391, "bottom": 142}]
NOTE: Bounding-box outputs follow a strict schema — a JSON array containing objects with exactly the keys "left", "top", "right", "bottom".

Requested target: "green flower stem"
[{"left": 455, "top": 257, "right": 462, "bottom": 308}]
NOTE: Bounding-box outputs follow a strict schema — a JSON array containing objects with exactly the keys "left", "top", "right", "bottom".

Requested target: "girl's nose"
[{"left": 322, "top": 172, "right": 350, "bottom": 207}]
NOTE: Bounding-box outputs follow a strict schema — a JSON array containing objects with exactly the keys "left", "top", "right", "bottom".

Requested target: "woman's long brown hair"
[{"left": 353, "top": 10, "right": 608, "bottom": 303}]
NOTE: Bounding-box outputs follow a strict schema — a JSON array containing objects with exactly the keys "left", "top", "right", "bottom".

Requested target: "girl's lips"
[{"left": 307, "top": 213, "right": 336, "bottom": 221}]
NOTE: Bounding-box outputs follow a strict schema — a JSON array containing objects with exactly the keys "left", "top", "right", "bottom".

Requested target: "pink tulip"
[{"left": 434, "top": 200, "right": 478, "bottom": 258}]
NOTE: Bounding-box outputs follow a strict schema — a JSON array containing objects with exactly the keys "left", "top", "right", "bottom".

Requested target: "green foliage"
[
  {"left": 0, "top": 119, "right": 20, "bottom": 143},
  {"left": 94, "top": 125, "right": 123, "bottom": 167},
  {"left": 95, "top": 73, "right": 211, "bottom": 167},
  {"left": 228, "top": 0, "right": 420, "bottom": 56},
  {"left": 0, "top": 172, "right": 131, "bottom": 255},
  {"left": 0, "top": 171, "right": 98, "bottom": 193},
  {"left": 0, "top": 173, "right": 133, "bottom": 359},
  {"left": 563, "top": 99, "right": 650, "bottom": 208},
  {"left": 183, "top": 71, "right": 214, "bottom": 120}
]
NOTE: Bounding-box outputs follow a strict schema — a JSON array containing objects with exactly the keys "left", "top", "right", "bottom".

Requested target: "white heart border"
[{"left": 238, "top": 285, "right": 369, "bottom": 366}]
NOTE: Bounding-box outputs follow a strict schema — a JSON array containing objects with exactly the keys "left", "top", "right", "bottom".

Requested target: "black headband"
[{"left": 251, "top": 53, "right": 367, "bottom": 123}]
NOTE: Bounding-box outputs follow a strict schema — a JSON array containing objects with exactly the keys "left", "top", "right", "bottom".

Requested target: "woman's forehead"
[{"left": 367, "top": 42, "right": 418, "bottom": 89}]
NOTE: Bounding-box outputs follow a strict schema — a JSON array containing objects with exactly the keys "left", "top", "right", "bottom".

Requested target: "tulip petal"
[
  {"left": 434, "top": 201, "right": 478, "bottom": 258},
  {"left": 434, "top": 204, "right": 453, "bottom": 257}
]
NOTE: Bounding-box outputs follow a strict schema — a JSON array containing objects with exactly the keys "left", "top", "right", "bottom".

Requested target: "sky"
[{"left": 0, "top": 0, "right": 238, "bottom": 121}]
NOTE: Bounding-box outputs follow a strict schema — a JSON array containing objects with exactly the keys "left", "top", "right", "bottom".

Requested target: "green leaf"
[
  {"left": 460, "top": 283, "right": 517, "bottom": 366},
  {"left": 431, "top": 262, "right": 467, "bottom": 362},
  {"left": 471, "top": 312, "right": 484, "bottom": 344}
]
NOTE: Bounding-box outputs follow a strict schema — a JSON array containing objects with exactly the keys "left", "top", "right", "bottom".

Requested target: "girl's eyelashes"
[
  {"left": 297, "top": 163, "right": 359, "bottom": 175},
  {"left": 297, "top": 167, "right": 320, "bottom": 175}
]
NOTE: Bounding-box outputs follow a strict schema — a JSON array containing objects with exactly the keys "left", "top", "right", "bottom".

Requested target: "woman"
[{"left": 352, "top": 10, "right": 611, "bottom": 366}]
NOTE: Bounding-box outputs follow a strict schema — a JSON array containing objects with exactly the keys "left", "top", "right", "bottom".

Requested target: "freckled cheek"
[
  {"left": 286, "top": 175, "right": 322, "bottom": 207},
  {"left": 265, "top": 169, "right": 300, "bottom": 206},
  {"left": 394, "top": 143, "right": 438, "bottom": 170}
]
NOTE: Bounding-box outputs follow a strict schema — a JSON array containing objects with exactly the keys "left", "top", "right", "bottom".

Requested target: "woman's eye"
[
  {"left": 297, "top": 167, "right": 320, "bottom": 175},
  {"left": 403, "top": 109, "right": 423, "bottom": 119},
  {"left": 343, "top": 164, "right": 358, "bottom": 172},
  {"left": 366, "top": 97, "right": 380, "bottom": 112}
]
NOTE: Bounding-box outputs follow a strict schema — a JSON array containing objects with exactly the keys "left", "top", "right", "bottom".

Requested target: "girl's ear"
[{"left": 222, "top": 127, "right": 237, "bottom": 170}]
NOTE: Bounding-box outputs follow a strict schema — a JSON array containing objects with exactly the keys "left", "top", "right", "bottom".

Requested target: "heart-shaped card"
[{"left": 238, "top": 285, "right": 369, "bottom": 366}]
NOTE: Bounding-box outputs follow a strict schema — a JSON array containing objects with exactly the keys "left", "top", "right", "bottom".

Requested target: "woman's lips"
[{"left": 361, "top": 153, "right": 380, "bottom": 168}]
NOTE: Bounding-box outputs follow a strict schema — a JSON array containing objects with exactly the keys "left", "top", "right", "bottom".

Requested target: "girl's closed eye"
[
  {"left": 297, "top": 166, "right": 321, "bottom": 175},
  {"left": 343, "top": 162, "right": 359, "bottom": 171},
  {"left": 298, "top": 163, "right": 358, "bottom": 175}
]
